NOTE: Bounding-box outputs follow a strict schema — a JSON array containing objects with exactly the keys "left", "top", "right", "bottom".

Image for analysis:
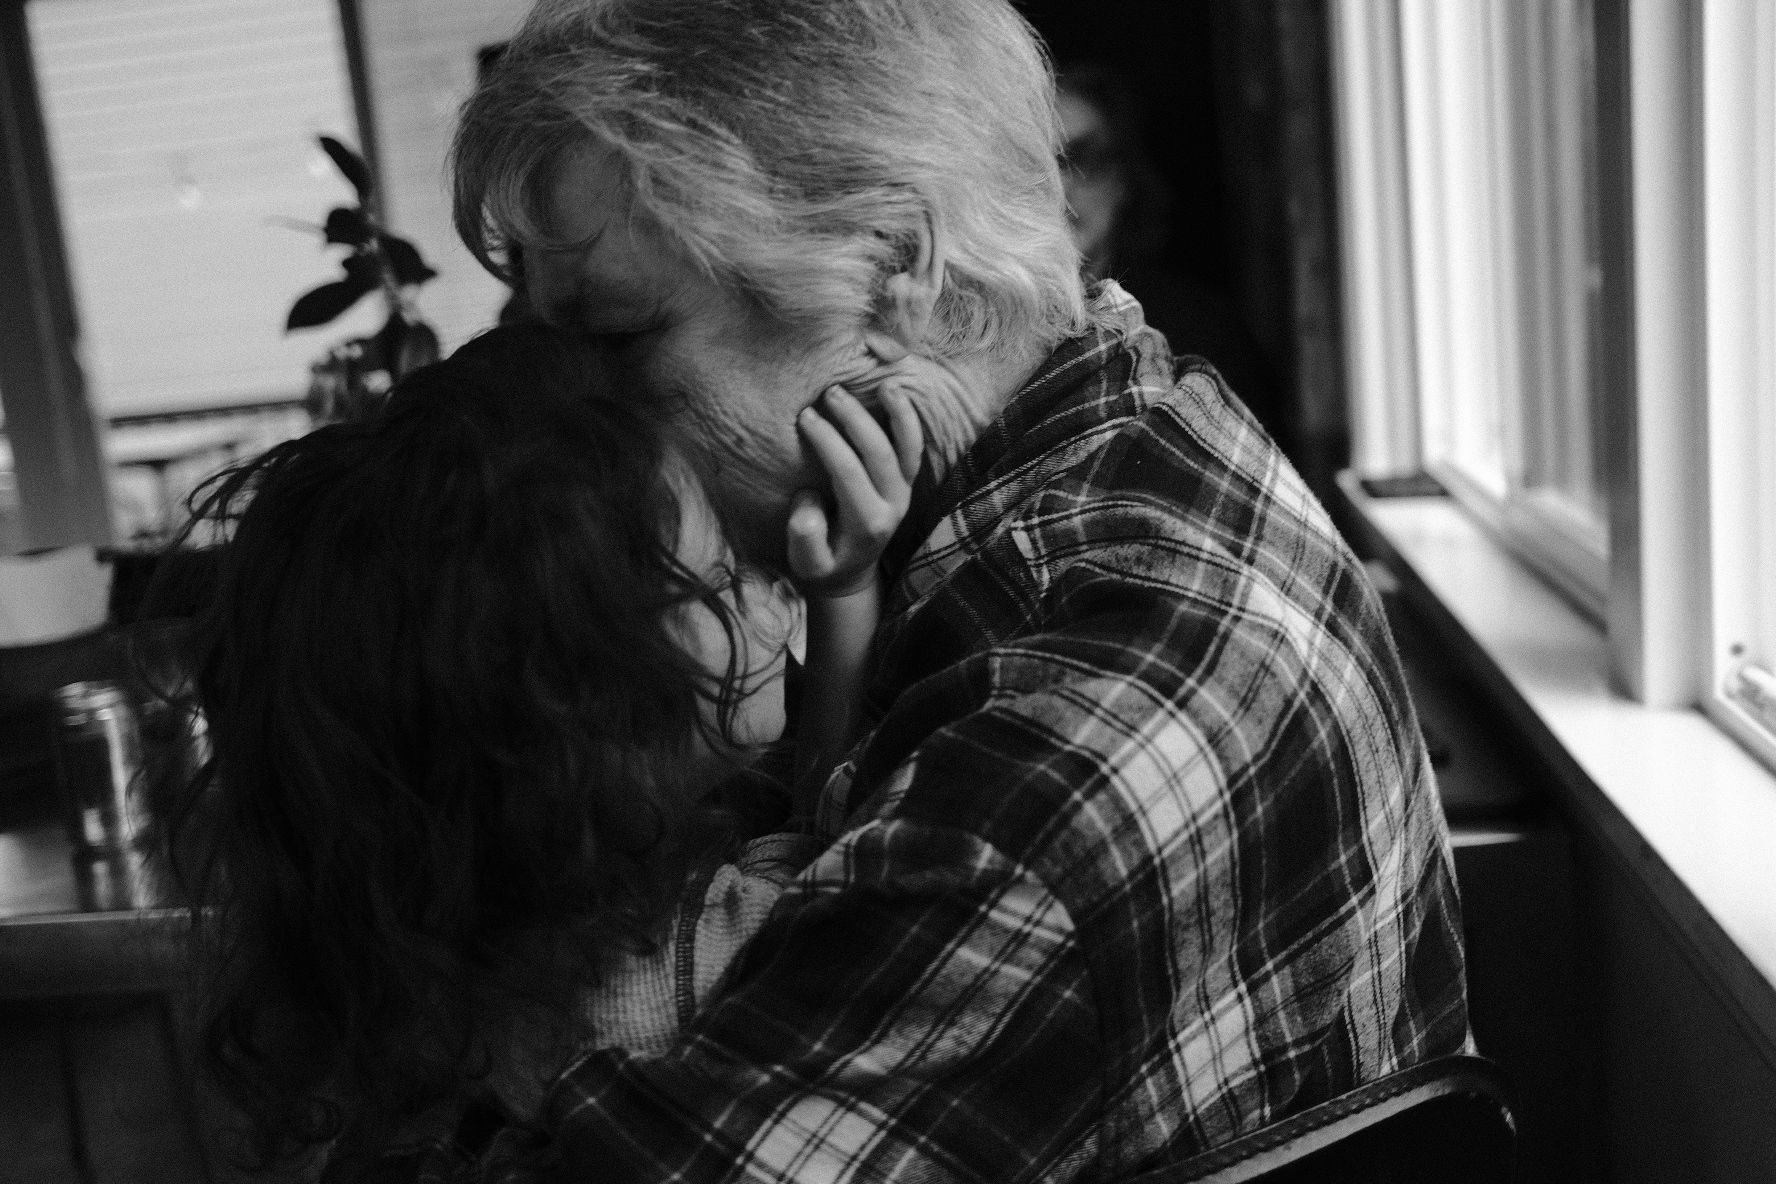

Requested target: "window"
[
  {"left": 1332, "top": 0, "right": 1776, "bottom": 771},
  {"left": 1349, "top": 0, "right": 1608, "bottom": 615},
  {"left": 1704, "top": 0, "right": 1776, "bottom": 771},
  {"left": 28, "top": 0, "right": 366, "bottom": 416},
  {"left": 0, "top": 0, "right": 527, "bottom": 547},
  {"left": 351, "top": 0, "right": 533, "bottom": 357}
]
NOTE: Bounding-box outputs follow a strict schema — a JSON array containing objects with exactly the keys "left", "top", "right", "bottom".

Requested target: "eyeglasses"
[{"left": 1059, "top": 132, "right": 1119, "bottom": 182}]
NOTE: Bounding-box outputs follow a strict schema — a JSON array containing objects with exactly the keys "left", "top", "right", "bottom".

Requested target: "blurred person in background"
[{"left": 1057, "top": 62, "right": 1289, "bottom": 449}]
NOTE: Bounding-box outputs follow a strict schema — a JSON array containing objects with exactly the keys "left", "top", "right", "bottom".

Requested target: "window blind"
[{"left": 29, "top": 0, "right": 365, "bottom": 415}]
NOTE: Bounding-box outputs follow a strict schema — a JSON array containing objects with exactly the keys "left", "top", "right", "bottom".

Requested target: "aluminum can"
[
  {"left": 52, "top": 680, "right": 147, "bottom": 855},
  {"left": 141, "top": 695, "right": 210, "bottom": 804}
]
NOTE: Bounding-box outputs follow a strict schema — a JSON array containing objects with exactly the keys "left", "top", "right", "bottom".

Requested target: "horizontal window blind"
[
  {"left": 356, "top": 0, "right": 532, "bottom": 356},
  {"left": 29, "top": 0, "right": 370, "bottom": 415}
]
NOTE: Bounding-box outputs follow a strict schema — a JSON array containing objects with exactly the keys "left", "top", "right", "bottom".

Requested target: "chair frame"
[{"left": 1121, "top": 1053, "right": 1515, "bottom": 1184}]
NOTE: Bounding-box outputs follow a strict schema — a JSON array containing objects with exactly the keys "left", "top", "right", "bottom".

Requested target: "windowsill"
[{"left": 1335, "top": 473, "right": 1776, "bottom": 1052}]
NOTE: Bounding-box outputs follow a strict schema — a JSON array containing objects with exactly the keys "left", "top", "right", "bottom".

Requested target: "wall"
[
  {"left": 1382, "top": 554, "right": 1776, "bottom": 1184},
  {"left": 1388, "top": 585, "right": 1604, "bottom": 1184},
  {"left": 1578, "top": 831, "right": 1776, "bottom": 1182}
]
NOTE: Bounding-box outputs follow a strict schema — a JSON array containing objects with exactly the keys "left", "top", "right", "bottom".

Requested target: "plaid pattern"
[{"left": 413, "top": 283, "right": 1470, "bottom": 1182}]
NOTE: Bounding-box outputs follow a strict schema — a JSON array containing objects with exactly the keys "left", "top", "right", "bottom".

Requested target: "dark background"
[
  {"left": 1017, "top": 0, "right": 1231, "bottom": 290},
  {"left": 1015, "top": 0, "right": 1348, "bottom": 496}
]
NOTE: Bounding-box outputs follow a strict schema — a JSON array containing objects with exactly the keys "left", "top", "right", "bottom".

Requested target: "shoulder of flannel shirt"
[{"left": 472, "top": 818, "right": 1102, "bottom": 1184}]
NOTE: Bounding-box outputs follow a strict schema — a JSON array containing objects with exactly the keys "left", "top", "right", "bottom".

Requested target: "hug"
[{"left": 165, "top": 0, "right": 1470, "bottom": 1179}]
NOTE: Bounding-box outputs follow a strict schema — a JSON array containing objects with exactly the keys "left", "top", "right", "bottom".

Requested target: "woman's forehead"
[
  {"left": 541, "top": 146, "right": 625, "bottom": 247},
  {"left": 532, "top": 168, "right": 633, "bottom": 265},
  {"left": 527, "top": 148, "right": 705, "bottom": 315}
]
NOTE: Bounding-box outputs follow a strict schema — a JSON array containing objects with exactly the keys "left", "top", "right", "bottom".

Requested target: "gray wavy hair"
[{"left": 452, "top": 0, "right": 1086, "bottom": 360}]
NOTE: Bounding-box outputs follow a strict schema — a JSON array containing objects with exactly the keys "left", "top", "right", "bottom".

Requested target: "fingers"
[
  {"left": 797, "top": 397, "right": 878, "bottom": 519},
  {"left": 785, "top": 487, "right": 874, "bottom": 596},
  {"left": 791, "top": 385, "right": 917, "bottom": 595},
  {"left": 785, "top": 488, "right": 834, "bottom": 581},
  {"left": 814, "top": 386, "right": 907, "bottom": 501},
  {"left": 864, "top": 329, "right": 910, "bottom": 364},
  {"left": 798, "top": 390, "right": 912, "bottom": 539},
  {"left": 878, "top": 383, "right": 924, "bottom": 484}
]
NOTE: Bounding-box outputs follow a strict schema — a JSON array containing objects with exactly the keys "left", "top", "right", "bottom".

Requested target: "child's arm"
[{"left": 786, "top": 384, "right": 923, "bottom": 810}]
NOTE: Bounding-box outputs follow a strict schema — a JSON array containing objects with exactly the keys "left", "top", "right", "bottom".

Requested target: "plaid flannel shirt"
[{"left": 413, "top": 282, "right": 1470, "bottom": 1183}]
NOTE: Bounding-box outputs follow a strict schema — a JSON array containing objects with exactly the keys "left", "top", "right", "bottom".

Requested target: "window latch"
[{"left": 1727, "top": 662, "right": 1776, "bottom": 736}]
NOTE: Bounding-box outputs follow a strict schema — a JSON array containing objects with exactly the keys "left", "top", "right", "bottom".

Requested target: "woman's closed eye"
[
  {"left": 580, "top": 297, "right": 667, "bottom": 354},
  {"left": 586, "top": 327, "right": 652, "bottom": 353}
]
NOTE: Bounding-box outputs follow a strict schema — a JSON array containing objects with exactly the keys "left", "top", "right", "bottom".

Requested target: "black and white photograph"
[{"left": 0, "top": 2, "right": 1770, "bottom": 1181}]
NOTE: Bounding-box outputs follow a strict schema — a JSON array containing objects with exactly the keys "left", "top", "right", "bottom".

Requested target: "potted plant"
[{"left": 286, "top": 136, "right": 441, "bottom": 423}]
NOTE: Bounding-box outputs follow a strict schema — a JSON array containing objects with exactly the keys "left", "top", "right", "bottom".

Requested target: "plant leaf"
[
  {"left": 319, "top": 135, "right": 374, "bottom": 200},
  {"left": 323, "top": 206, "right": 372, "bottom": 247},
  {"left": 343, "top": 250, "right": 384, "bottom": 288},
  {"left": 265, "top": 215, "right": 322, "bottom": 235},
  {"left": 285, "top": 270, "right": 378, "bottom": 331},
  {"left": 396, "top": 320, "right": 441, "bottom": 377},
  {"left": 378, "top": 233, "right": 438, "bottom": 287}
]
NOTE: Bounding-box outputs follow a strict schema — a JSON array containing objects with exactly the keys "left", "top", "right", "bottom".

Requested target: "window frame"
[
  {"left": 1350, "top": 0, "right": 1616, "bottom": 622},
  {"left": 1330, "top": 0, "right": 1721, "bottom": 714},
  {"left": 1702, "top": 0, "right": 1776, "bottom": 770},
  {"left": 0, "top": 0, "right": 113, "bottom": 550}
]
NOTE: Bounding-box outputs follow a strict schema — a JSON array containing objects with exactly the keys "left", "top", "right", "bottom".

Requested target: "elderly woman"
[{"left": 428, "top": 0, "right": 1471, "bottom": 1179}]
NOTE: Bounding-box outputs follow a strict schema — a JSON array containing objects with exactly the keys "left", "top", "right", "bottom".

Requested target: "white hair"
[{"left": 453, "top": 0, "right": 1086, "bottom": 359}]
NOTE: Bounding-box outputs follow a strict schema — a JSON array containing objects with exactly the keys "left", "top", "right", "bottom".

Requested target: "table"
[
  {"left": 0, "top": 792, "right": 185, "bottom": 1000},
  {"left": 0, "top": 783, "right": 206, "bottom": 1182},
  {"left": 0, "top": 623, "right": 192, "bottom": 998}
]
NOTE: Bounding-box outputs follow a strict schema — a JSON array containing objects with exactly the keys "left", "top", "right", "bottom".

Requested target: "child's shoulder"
[
  {"left": 687, "top": 831, "right": 821, "bottom": 990},
  {"left": 728, "top": 831, "right": 824, "bottom": 885},
  {"left": 695, "top": 832, "right": 822, "bottom": 935}
]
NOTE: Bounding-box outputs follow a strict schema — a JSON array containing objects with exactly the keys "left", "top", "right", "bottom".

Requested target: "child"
[{"left": 159, "top": 323, "right": 920, "bottom": 1173}]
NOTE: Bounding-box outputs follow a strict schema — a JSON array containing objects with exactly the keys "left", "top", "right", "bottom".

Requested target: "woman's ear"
[{"left": 876, "top": 209, "right": 947, "bottom": 354}]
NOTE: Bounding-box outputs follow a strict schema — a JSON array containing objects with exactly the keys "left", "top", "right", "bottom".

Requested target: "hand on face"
[
  {"left": 528, "top": 148, "right": 881, "bottom": 571},
  {"left": 787, "top": 384, "right": 923, "bottom": 598},
  {"left": 842, "top": 333, "right": 997, "bottom": 480}
]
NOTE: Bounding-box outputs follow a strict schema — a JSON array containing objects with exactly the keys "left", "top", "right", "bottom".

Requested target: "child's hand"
[{"left": 788, "top": 384, "right": 923, "bottom": 598}]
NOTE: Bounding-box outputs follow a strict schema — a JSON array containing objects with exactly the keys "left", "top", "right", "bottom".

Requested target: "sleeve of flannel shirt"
[{"left": 413, "top": 812, "right": 1105, "bottom": 1184}]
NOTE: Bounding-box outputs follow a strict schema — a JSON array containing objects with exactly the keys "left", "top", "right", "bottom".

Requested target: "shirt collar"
[{"left": 881, "top": 281, "right": 1164, "bottom": 577}]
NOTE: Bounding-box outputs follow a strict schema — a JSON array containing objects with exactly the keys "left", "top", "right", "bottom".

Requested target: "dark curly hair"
[{"left": 160, "top": 324, "right": 776, "bottom": 1169}]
